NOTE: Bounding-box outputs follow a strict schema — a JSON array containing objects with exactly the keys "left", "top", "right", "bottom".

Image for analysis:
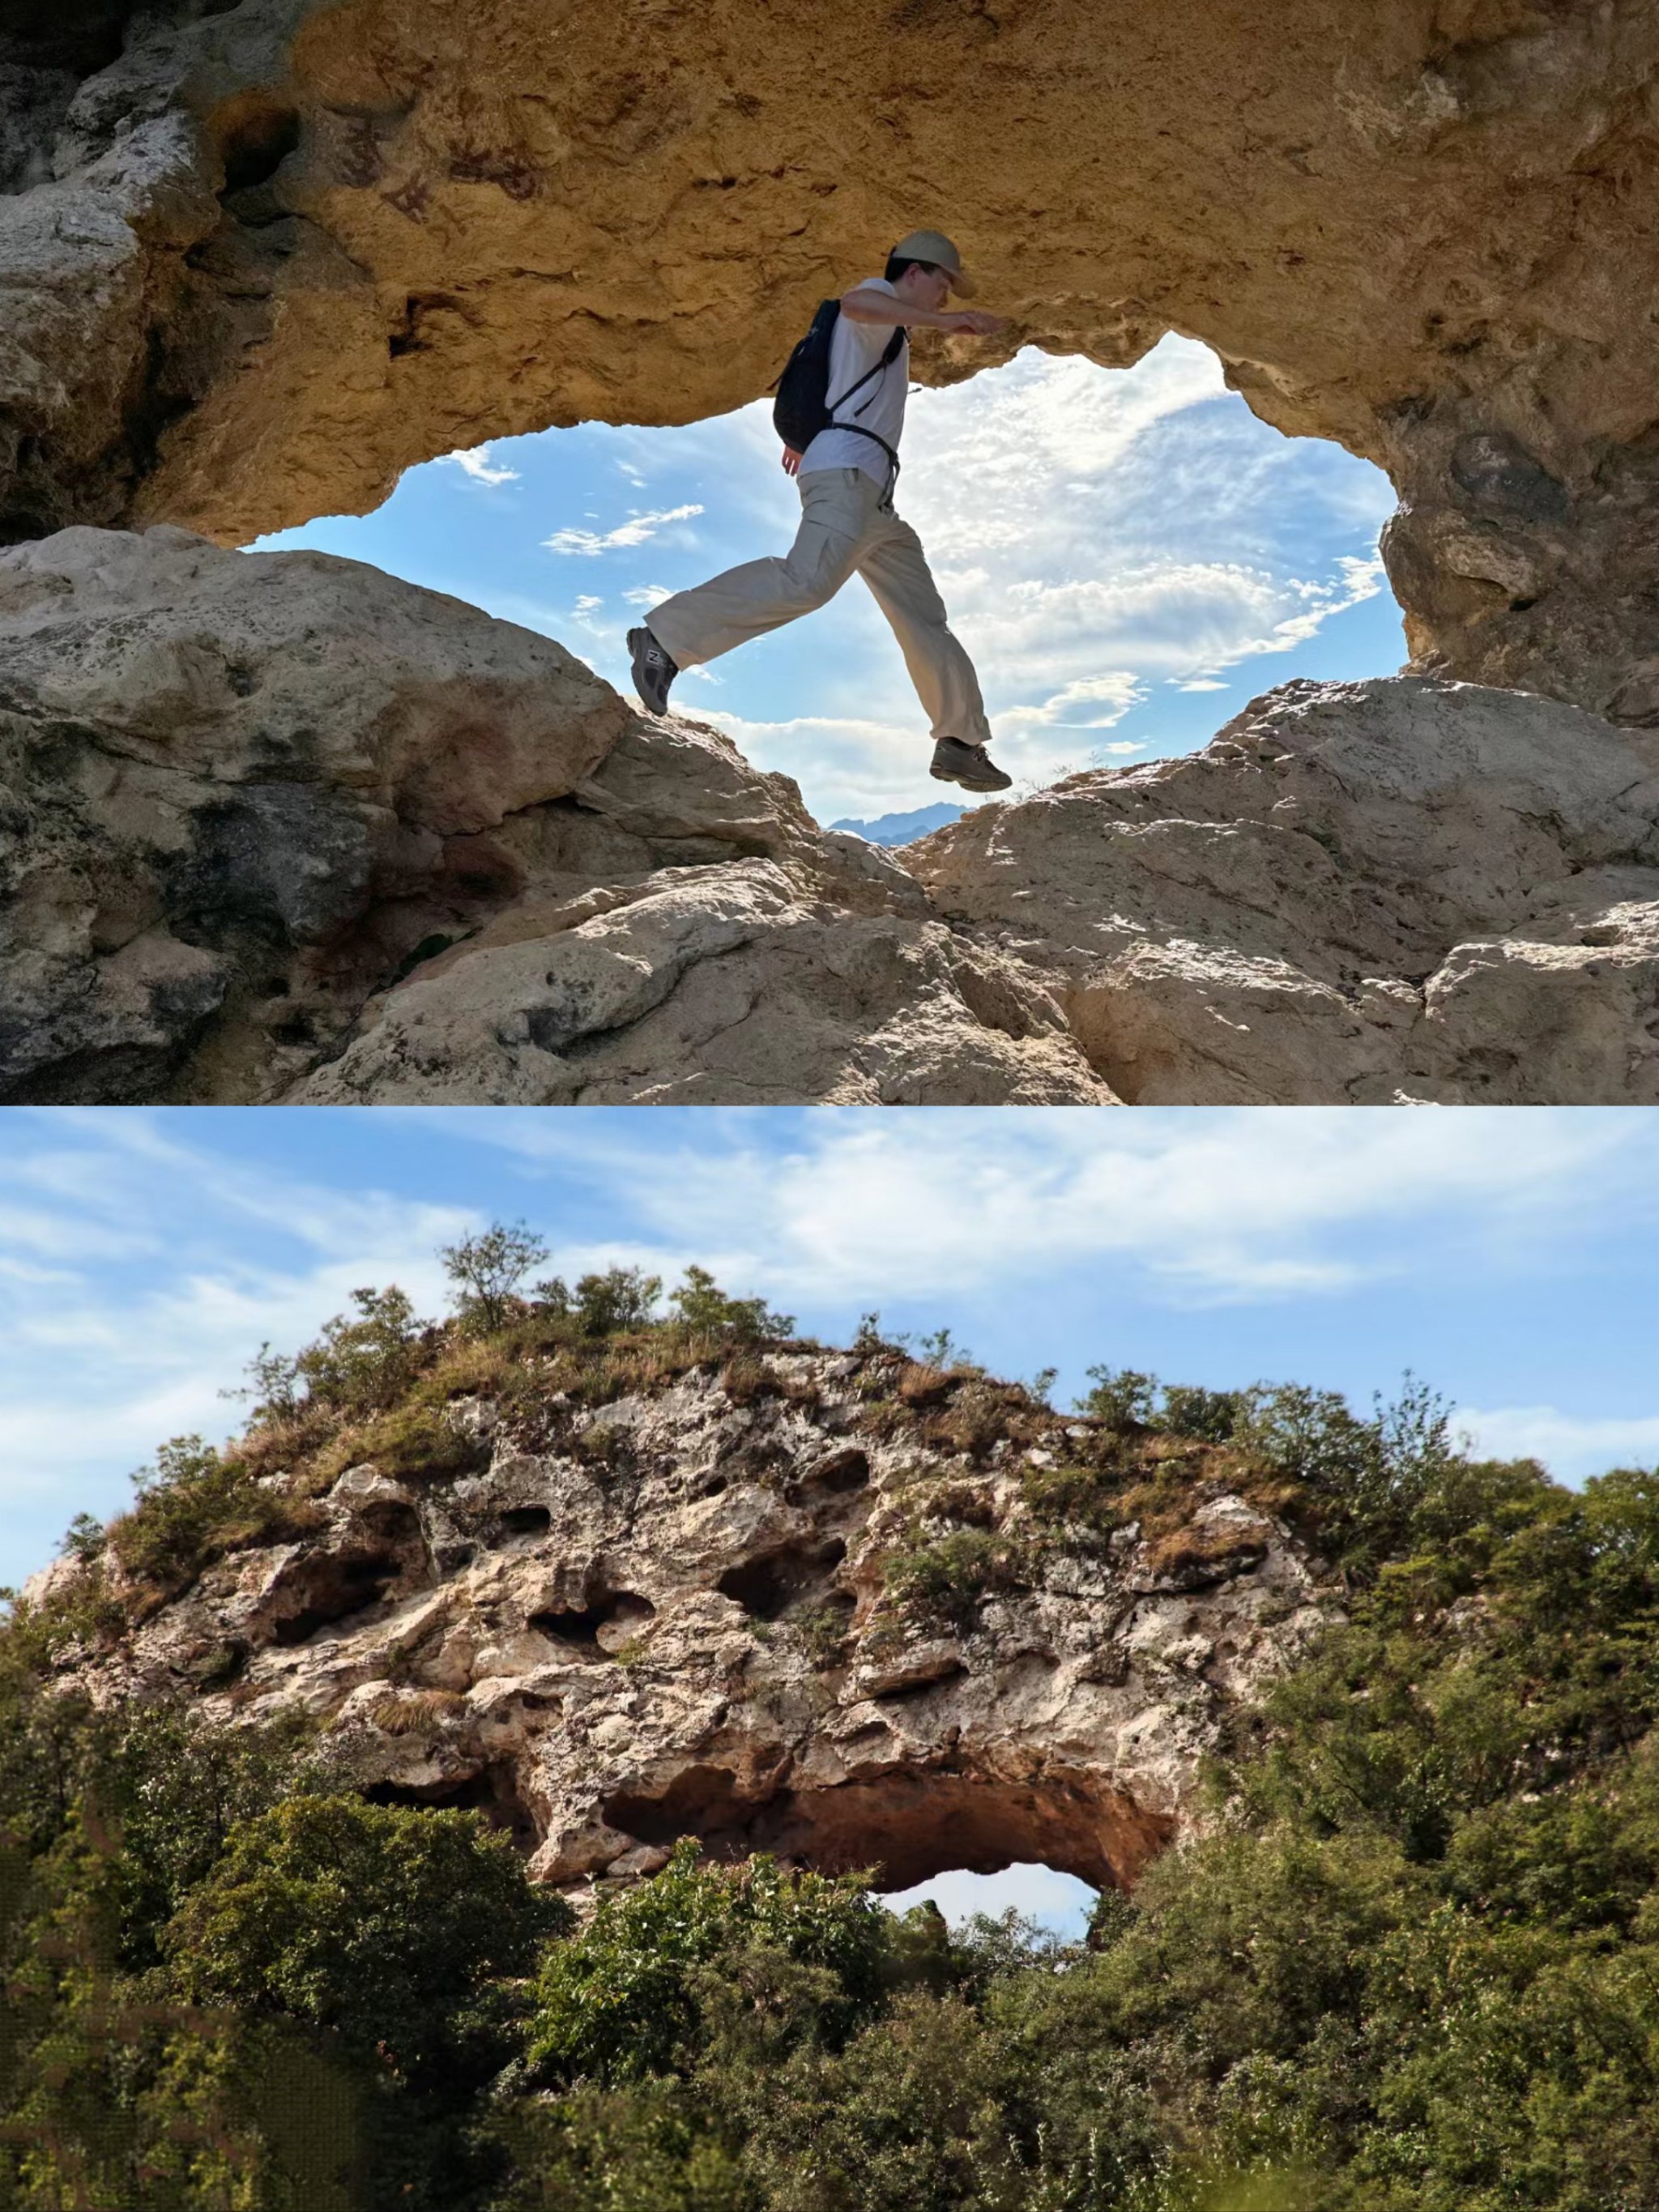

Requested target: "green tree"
[
  {"left": 524, "top": 1843, "right": 890, "bottom": 2086},
  {"left": 668, "top": 1266, "right": 795, "bottom": 1345},
  {"left": 572, "top": 1266, "right": 663, "bottom": 1337},
  {"left": 163, "top": 1793, "right": 569, "bottom": 2090},
  {"left": 295, "top": 1285, "right": 427, "bottom": 1413},
  {"left": 441, "top": 1222, "right": 552, "bottom": 1336}
]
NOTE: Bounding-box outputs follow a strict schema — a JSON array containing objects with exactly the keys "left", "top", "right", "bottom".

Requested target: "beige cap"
[{"left": 889, "top": 228, "right": 976, "bottom": 297}]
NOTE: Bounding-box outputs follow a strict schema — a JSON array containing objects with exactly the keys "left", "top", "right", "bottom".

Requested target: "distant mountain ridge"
[{"left": 828, "top": 800, "right": 966, "bottom": 846}]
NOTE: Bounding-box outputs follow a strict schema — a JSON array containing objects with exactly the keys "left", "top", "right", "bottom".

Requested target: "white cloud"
[
  {"left": 542, "top": 504, "right": 706, "bottom": 556},
  {"left": 422, "top": 1108, "right": 1644, "bottom": 1312},
  {"left": 0, "top": 1117, "right": 475, "bottom": 1546},
  {"left": 3, "top": 1109, "right": 1653, "bottom": 1589},
  {"left": 574, "top": 594, "right": 603, "bottom": 613},
  {"left": 1178, "top": 677, "right": 1230, "bottom": 693},
  {"left": 695, "top": 708, "right": 965, "bottom": 822},
  {"left": 438, "top": 443, "right": 520, "bottom": 487},
  {"left": 996, "top": 672, "right": 1146, "bottom": 732},
  {"left": 1453, "top": 1404, "right": 1659, "bottom": 1481},
  {"left": 622, "top": 584, "right": 673, "bottom": 607}
]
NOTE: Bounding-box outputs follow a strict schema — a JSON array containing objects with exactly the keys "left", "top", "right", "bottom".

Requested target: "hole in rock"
[
  {"left": 717, "top": 1536, "right": 847, "bottom": 1622},
  {"left": 884, "top": 1861, "right": 1099, "bottom": 1941},
  {"left": 606, "top": 1762, "right": 1173, "bottom": 1894},
  {"left": 787, "top": 1447, "right": 870, "bottom": 1502},
  {"left": 269, "top": 1551, "right": 402, "bottom": 1644},
  {"left": 216, "top": 95, "right": 301, "bottom": 194},
  {"left": 362, "top": 1762, "right": 539, "bottom": 1852},
  {"left": 254, "top": 337, "right": 1404, "bottom": 837},
  {"left": 497, "top": 1503, "right": 552, "bottom": 1538},
  {"left": 528, "top": 1588, "right": 655, "bottom": 1655}
]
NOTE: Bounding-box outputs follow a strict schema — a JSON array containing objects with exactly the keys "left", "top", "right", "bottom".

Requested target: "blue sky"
[
  {"left": 253, "top": 336, "right": 1405, "bottom": 825},
  {"left": 5, "top": 1105, "right": 1657, "bottom": 1937},
  {"left": 7, "top": 1106, "right": 1657, "bottom": 1599}
]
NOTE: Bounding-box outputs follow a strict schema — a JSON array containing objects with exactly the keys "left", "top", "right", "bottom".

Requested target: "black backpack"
[{"left": 772, "top": 300, "right": 906, "bottom": 472}]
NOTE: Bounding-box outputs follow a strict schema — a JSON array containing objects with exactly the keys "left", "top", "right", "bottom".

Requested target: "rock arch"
[
  {"left": 35, "top": 1351, "right": 1337, "bottom": 1900},
  {"left": 2, "top": 0, "right": 1657, "bottom": 721}
]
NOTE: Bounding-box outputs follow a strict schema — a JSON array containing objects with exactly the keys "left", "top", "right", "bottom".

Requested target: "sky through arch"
[{"left": 252, "top": 336, "right": 1405, "bottom": 825}]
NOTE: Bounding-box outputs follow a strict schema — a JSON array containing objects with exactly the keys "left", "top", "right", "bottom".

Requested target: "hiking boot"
[
  {"left": 930, "top": 736, "right": 1013, "bottom": 792},
  {"left": 628, "top": 626, "right": 677, "bottom": 716}
]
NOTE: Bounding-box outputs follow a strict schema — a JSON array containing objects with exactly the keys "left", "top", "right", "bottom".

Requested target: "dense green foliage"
[{"left": 2, "top": 1244, "right": 1657, "bottom": 2208}]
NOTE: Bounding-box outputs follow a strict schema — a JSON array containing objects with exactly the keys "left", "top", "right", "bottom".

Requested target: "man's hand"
[
  {"left": 783, "top": 446, "right": 804, "bottom": 476},
  {"left": 940, "top": 309, "right": 1006, "bottom": 337}
]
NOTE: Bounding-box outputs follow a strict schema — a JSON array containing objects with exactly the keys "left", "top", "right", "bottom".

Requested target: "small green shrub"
[
  {"left": 1078, "top": 1365, "right": 1158, "bottom": 1430},
  {"left": 883, "top": 1528, "right": 1026, "bottom": 1632},
  {"left": 105, "top": 1436, "right": 319, "bottom": 1595},
  {"left": 524, "top": 1840, "right": 889, "bottom": 2086},
  {"left": 352, "top": 1398, "right": 493, "bottom": 1485},
  {"left": 295, "top": 1286, "right": 429, "bottom": 1415},
  {"left": 669, "top": 1264, "right": 795, "bottom": 1345}
]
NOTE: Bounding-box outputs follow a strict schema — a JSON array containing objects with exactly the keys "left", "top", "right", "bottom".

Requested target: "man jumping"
[{"left": 628, "top": 229, "right": 1013, "bottom": 794}]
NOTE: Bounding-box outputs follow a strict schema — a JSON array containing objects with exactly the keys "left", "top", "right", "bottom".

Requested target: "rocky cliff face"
[
  {"left": 24, "top": 1340, "right": 1331, "bottom": 1900},
  {"left": 3, "top": 525, "right": 1656, "bottom": 1105},
  {"left": 2, "top": 0, "right": 1656, "bottom": 722}
]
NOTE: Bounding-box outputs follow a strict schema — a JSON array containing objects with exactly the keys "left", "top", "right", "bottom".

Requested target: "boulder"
[{"left": 910, "top": 677, "right": 1659, "bottom": 1102}]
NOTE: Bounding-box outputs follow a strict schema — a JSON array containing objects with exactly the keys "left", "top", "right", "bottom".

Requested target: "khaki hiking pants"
[{"left": 646, "top": 467, "right": 992, "bottom": 749}]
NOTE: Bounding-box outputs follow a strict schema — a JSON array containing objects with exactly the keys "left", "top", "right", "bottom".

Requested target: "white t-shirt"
[{"left": 799, "top": 277, "right": 910, "bottom": 484}]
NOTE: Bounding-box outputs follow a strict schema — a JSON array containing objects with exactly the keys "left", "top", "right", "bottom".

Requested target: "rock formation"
[
  {"left": 912, "top": 676, "right": 1659, "bottom": 1105},
  {"left": 0, "top": 525, "right": 1100, "bottom": 1103},
  {"left": 3, "top": 523, "right": 1656, "bottom": 1105},
  {"left": 2, "top": 0, "right": 1657, "bottom": 722},
  {"left": 22, "top": 1339, "right": 1331, "bottom": 1899}
]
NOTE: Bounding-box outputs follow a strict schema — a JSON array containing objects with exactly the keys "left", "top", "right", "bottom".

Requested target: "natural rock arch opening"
[
  {"left": 882, "top": 1859, "right": 1100, "bottom": 1936},
  {"left": 252, "top": 334, "right": 1405, "bottom": 829},
  {"left": 3, "top": 0, "right": 1654, "bottom": 720},
  {"left": 602, "top": 1760, "right": 1173, "bottom": 1895}
]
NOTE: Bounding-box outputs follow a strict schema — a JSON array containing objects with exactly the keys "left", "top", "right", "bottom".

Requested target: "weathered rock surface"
[
  {"left": 2, "top": 0, "right": 1657, "bottom": 720},
  {"left": 3, "top": 527, "right": 1658, "bottom": 1103},
  {"left": 25, "top": 1345, "right": 1332, "bottom": 1897},
  {"left": 911, "top": 676, "right": 1659, "bottom": 1103},
  {"left": 0, "top": 526, "right": 1107, "bottom": 1103}
]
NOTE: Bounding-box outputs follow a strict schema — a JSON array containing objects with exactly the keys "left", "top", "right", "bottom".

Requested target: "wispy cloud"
[
  {"left": 543, "top": 504, "right": 706, "bottom": 556},
  {"left": 407, "top": 1107, "right": 1649, "bottom": 1311},
  {"left": 439, "top": 443, "right": 520, "bottom": 487},
  {"left": 1454, "top": 1404, "right": 1659, "bottom": 1481},
  {"left": 2, "top": 1109, "right": 1655, "bottom": 1589}
]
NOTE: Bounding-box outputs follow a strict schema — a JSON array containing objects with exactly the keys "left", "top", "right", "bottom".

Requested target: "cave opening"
[
  {"left": 250, "top": 338, "right": 1404, "bottom": 840},
  {"left": 603, "top": 1762, "right": 1172, "bottom": 1897},
  {"left": 361, "top": 1761, "right": 539, "bottom": 1853},
  {"left": 267, "top": 1552, "right": 403, "bottom": 1645},
  {"left": 528, "top": 1588, "right": 655, "bottom": 1656},
  {"left": 716, "top": 1536, "right": 847, "bottom": 1622},
  {"left": 498, "top": 1503, "right": 553, "bottom": 1539},
  {"left": 883, "top": 1861, "right": 1100, "bottom": 1942}
]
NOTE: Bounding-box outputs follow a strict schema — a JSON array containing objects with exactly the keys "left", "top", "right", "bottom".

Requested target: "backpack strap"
[{"left": 826, "top": 324, "right": 906, "bottom": 421}]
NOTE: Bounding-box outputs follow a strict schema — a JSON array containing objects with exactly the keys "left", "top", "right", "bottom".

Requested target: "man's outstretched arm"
[{"left": 840, "top": 285, "right": 1005, "bottom": 337}]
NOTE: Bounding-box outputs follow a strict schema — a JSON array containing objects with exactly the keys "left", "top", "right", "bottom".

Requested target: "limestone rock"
[
  {"left": 910, "top": 677, "right": 1659, "bottom": 1103},
  {"left": 0, "top": 523, "right": 1111, "bottom": 1104},
  {"left": 4, "top": 524, "right": 1659, "bottom": 1104},
  {"left": 2, "top": 0, "right": 1658, "bottom": 719},
  {"left": 288, "top": 859, "right": 1108, "bottom": 1106},
  {"left": 0, "top": 523, "right": 628, "bottom": 1099},
  {"left": 40, "top": 1346, "right": 1333, "bottom": 1899}
]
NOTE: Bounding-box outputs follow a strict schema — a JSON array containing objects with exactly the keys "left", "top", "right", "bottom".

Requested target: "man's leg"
[
  {"left": 855, "top": 511, "right": 996, "bottom": 752},
  {"left": 645, "top": 469, "right": 875, "bottom": 676}
]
